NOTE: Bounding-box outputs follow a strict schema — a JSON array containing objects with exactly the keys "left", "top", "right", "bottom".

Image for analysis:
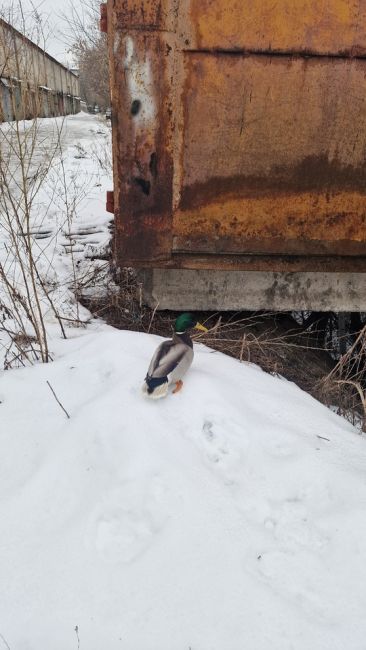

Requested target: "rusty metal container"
[{"left": 105, "top": 0, "right": 366, "bottom": 309}]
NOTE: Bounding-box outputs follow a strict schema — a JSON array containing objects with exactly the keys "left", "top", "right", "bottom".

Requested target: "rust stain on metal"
[
  {"left": 114, "top": 0, "right": 176, "bottom": 31},
  {"left": 107, "top": 0, "right": 176, "bottom": 264},
  {"left": 106, "top": 0, "right": 366, "bottom": 270},
  {"left": 189, "top": 0, "right": 366, "bottom": 55},
  {"left": 173, "top": 52, "right": 366, "bottom": 256},
  {"left": 100, "top": 3, "right": 108, "bottom": 33},
  {"left": 168, "top": 254, "right": 366, "bottom": 274},
  {"left": 173, "top": 191, "right": 366, "bottom": 255},
  {"left": 106, "top": 190, "right": 114, "bottom": 213}
]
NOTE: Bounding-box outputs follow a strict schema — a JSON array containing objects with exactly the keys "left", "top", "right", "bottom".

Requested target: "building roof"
[{"left": 0, "top": 16, "right": 78, "bottom": 77}]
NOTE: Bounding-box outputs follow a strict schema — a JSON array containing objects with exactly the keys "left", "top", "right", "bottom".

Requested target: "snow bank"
[{"left": 0, "top": 325, "right": 365, "bottom": 650}]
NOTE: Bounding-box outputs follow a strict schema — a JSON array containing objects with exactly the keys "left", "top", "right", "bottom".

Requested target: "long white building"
[{"left": 0, "top": 18, "right": 80, "bottom": 121}]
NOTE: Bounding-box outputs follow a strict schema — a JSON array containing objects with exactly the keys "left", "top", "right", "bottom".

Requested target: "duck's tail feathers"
[{"left": 142, "top": 375, "right": 169, "bottom": 400}]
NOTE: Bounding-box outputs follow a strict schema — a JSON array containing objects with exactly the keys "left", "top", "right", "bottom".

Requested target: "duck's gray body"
[{"left": 143, "top": 332, "right": 194, "bottom": 399}]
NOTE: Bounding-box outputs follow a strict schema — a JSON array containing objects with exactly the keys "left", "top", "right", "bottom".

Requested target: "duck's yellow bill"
[{"left": 195, "top": 322, "right": 208, "bottom": 333}]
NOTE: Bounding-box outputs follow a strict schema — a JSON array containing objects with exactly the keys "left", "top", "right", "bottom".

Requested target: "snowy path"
[
  {"left": 0, "top": 113, "right": 113, "bottom": 332},
  {"left": 0, "top": 112, "right": 112, "bottom": 257},
  {"left": 1, "top": 113, "right": 106, "bottom": 193},
  {"left": 0, "top": 325, "right": 365, "bottom": 650}
]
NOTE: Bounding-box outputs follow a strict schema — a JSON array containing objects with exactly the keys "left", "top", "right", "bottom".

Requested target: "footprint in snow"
[
  {"left": 201, "top": 419, "right": 246, "bottom": 483},
  {"left": 253, "top": 549, "right": 336, "bottom": 624},
  {"left": 86, "top": 477, "right": 168, "bottom": 564},
  {"left": 262, "top": 430, "right": 297, "bottom": 459},
  {"left": 203, "top": 420, "right": 231, "bottom": 463},
  {"left": 268, "top": 499, "right": 329, "bottom": 552},
  {"left": 95, "top": 511, "right": 155, "bottom": 563}
]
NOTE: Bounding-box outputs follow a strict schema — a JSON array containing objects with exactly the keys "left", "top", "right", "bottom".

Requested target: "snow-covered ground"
[
  {"left": 1, "top": 114, "right": 366, "bottom": 650},
  {"left": 0, "top": 113, "right": 113, "bottom": 347},
  {"left": 1, "top": 325, "right": 366, "bottom": 650}
]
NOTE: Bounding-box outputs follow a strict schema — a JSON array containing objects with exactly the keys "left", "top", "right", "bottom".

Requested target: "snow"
[
  {"left": 0, "top": 324, "right": 366, "bottom": 649},
  {"left": 1, "top": 113, "right": 366, "bottom": 650},
  {"left": 0, "top": 113, "right": 114, "bottom": 364}
]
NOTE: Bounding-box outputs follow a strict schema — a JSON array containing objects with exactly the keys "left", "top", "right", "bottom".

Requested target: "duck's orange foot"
[{"left": 172, "top": 380, "right": 183, "bottom": 394}]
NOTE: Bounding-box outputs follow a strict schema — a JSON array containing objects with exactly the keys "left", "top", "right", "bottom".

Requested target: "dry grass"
[
  {"left": 81, "top": 268, "right": 366, "bottom": 431},
  {"left": 84, "top": 270, "right": 364, "bottom": 403},
  {"left": 317, "top": 325, "right": 366, "bottom": 431}
]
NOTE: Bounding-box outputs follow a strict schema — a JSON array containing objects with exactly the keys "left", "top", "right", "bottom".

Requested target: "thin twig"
[
  {"left": 147, "top": 301, "right": 159, "bottom": 334},
  {"left": 0, "top": 632, "right": 11, "bottom": 650},
  {"left": 46, "top": 381, "right": 71, "bottom": 419},
  {"left": 240, "top": 334, "right": 247, "bottom": 362},
  {"left": 74, "top": 625, "right": 80, "bottom": 650}
]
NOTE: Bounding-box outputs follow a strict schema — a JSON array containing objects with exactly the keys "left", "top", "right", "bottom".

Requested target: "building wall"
[{"left": 0, "top": 18, "right": 80, "bottom": 122}]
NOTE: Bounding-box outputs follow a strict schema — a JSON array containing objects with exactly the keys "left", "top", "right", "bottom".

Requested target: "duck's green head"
[{"left": 174, "top": 313, "right": 208, "bottom": 334}]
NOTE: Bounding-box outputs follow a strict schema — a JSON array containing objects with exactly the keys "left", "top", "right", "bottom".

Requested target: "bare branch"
[{"left": 46, "top": 380, "right": 70, "bottom": 419}]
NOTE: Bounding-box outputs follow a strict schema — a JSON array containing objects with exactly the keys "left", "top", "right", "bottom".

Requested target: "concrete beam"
[{"left": 139, "top": 269, "right": 366, "bottom": 312}]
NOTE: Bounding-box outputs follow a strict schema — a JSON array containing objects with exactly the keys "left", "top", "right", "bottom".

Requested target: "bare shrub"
[
  {"left": 0, "top": 119, "right": 54, "bottom": 363},
  {"left": 317, "top": 325, "right": 366, "bottom": 431},
  {"left": 0, "top": 8, "right": 72, "bottom": 366}
]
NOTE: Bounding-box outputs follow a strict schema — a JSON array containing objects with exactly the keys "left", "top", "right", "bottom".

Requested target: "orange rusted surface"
[
  {"left": 113, "top": 0, "right": 176, "bottom": 30},
  {"left": 167, "top": 254, "right": 366, "bottom": 274},
  {"left": 106, "top": 190, "right": 114, "bottom": 214},
  {"left": 106, "top": 0, "right": 366, "bottom": 270},
  {"left": 189, "top": 0, "right": 366, "bottom": 55},
  {"left": 107, "top": 0, "right": 176, "bottom": 263},
  {"left": 173, "top": 192, "right": 366, "bottom": 256},
  {"left": 173, "top": 53, "right": 366, "bottom": 256},
  {"left": 100, "top": 4, "right": 108, "bottom": 33}
]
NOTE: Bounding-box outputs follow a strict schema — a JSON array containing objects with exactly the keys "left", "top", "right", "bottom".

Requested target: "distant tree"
[
  {"left": 62, "top": 0, "right": 110, "bottom": 110},
  {"left": 76, "top": 37, "right": 110, "bottom": 110}
]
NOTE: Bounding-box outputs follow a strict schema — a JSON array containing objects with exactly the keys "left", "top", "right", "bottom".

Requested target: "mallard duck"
[{"left": 142, "top": 313, "right": 208, "bottom": 399}]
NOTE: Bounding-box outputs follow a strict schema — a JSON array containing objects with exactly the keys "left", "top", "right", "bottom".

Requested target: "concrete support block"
[{"left": 139, "top": 269, "right": 366, "bottom": 312}]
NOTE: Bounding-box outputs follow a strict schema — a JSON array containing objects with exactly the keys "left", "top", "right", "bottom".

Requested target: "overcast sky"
[{"left": 2, "top": 0, "right": 84, "bottom": 65}]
